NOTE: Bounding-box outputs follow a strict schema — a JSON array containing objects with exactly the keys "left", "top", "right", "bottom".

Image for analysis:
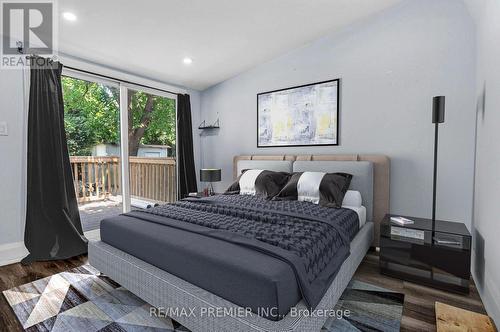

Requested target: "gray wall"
[
  {"left": 0, "top": 70, "right": 26, "bottom": 246},
  {"left": 200, "top": 0, "right": 477, "bottom": 229},
  {"left": 469, "top": 0, "right": 500, "bottom": 324}
]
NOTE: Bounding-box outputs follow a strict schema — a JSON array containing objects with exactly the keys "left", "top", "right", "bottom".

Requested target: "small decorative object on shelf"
[
  {"left": 379, "top": 214, "right": 472, "bottom": 294},
  {"left": 200, "top": 168, "right": 221, "bottom": 196}
]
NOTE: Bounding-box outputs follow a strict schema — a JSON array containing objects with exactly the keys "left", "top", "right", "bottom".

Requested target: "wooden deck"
[
  {"left": 79, "top": 198, "right": 123, "bottom": 232},
  {"left": 71, "top": 155, "right": 177, "bottom": 232}
]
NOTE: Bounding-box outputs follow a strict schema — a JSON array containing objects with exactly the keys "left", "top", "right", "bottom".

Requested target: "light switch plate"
[{"left": 0, "top": 121, "right": 8, "bottom": 136}]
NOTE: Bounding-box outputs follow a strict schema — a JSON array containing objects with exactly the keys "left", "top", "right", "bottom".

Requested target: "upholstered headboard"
[
  {"left": 233, "top": 154, "right": 390, "bottom": 247},
  {"left": 236, "top": 160, "right": 294, "bottom": 175}
]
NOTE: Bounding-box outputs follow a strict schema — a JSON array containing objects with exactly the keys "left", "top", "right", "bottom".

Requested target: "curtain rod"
[
  {"left": 64, "top": 65, "right": 180, "bottom": 96},
  {"left": 16, "top": 42, "right": 180, "bottom": 96}
]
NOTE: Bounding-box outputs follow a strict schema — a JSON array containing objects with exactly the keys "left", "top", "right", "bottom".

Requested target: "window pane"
[
  {"left": 127, "top": 89, "right": 176, "bottom": 207},
  {"left": 62, "top": 75, "right": 122, "bottom": 231}
]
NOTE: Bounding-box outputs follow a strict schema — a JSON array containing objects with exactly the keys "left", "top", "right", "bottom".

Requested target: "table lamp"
[{"left": 200, "top": 168, "right": 221, "bottom": 196}]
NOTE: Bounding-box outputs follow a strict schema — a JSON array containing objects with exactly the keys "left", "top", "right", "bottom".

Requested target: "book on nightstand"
[{"left": 390, "top": 216, "right": 414, "bottom": 225}]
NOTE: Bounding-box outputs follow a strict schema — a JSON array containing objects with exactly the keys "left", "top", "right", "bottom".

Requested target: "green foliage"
[
  {"left": 62, "top": 76, "right": 119, "bottom": 155},
  {"left": 64, "top": 108, "right": 95, "bottom": 156},
  {"left": 62, "top": 76, "right": 176, "bottom": 156},
  {"left": 128, "top": 90, "right": 176, "bottom": 148}
]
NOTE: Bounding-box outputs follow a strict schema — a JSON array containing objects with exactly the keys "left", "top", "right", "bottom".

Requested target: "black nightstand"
[{"left": 379, "top": 214, "right": 471, "bottom": 294}]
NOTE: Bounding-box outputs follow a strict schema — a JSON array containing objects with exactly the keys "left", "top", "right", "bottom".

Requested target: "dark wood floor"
[
  {"left": 353, "top": 252, "right": 489, "bottom": 332},
  {"left": 0, "top": 253, "right": 490, "bottom": 332},
  {"left": 0, "top": 255, "right": 87, "bottom": 331}
]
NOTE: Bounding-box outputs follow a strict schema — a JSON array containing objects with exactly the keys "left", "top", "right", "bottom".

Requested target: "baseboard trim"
[
  {"left": 475, "top": 270, "right": 500, "bottom": 327},
  {"left": 0, "top": 229, "right": 100, "bottom": 267},
  {"left": 0, "top": 242, "right": 29, "bottom": 267}
]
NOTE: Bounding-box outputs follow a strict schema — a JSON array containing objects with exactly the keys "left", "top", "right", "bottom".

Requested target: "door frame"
[
  {"left": 62, "top": 69, "right": 178, "bottom": 214},
  {"left": 120, "top": 83, "right": 177, "bottom": 212}
]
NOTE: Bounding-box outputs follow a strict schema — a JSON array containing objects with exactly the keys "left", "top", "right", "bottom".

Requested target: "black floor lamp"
[{"left": 431, "top": 96, "right": 445, "bottom": 241}]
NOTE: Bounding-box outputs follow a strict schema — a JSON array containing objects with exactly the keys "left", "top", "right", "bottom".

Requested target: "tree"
[
  {"left": 62, "top": 76, "right": 120, "bottom": 155},
  {"left": 127, "top": 90, "right": 176, "bottom": 156},
  {"left": 62, "top": 76, "right": 176, "bottom": 156},
  {"left": 127, "top": 91, "right": 154, "bottom": 156}
]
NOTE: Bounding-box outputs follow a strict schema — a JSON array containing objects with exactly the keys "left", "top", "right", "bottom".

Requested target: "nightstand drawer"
[
  {"left": 434, "top": 232, "right": 470, "bottom": 250},
  {"left": 381, "top": 224, "right": 431, "bottom": 244}
]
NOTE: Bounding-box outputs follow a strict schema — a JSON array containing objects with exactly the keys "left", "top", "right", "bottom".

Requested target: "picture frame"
[{"left": 257, "top": 78, "right": 340, "bottom": 148}]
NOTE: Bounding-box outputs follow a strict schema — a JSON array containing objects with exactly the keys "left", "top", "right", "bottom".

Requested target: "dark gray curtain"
[
  {"left": 177, "top": 94, "right": 197, "bottom": 198},
  {"left": 22, "top": 58, "right": 87, "bottom": 264}
]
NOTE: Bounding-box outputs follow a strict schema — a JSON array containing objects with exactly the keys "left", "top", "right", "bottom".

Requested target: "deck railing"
[{"left": 70, "top": 156, "right": 176, "bottom": 204}]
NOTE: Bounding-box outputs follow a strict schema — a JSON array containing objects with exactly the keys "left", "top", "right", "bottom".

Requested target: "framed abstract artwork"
[{"left": 257, "top": 79, "right": 340, "bottom": 147}]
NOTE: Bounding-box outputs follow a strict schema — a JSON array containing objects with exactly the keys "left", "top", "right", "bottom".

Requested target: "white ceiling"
[{"left": 58, "top": 0, "right": 401, "bottom": 90}]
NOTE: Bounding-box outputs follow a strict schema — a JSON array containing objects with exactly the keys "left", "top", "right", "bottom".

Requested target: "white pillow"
[
  {"left": 342, "top": 190, "right": 362, "bottom": 207},
  {"left": 297, "top": 171, "right": 326, "bottom": 204},
  {"left": 239, "top": 169, "right": 264, "bottom": 195}
]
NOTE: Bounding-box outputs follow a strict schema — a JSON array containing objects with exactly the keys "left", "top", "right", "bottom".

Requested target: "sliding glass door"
[
  {"left": 62, "top": 71, "right": 177, "bottom": 231},
  {"left": 126, "top": 87, "right": 177, "bottom": 208}
]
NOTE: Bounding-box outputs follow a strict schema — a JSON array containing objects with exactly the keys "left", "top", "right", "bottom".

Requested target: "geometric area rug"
[
  {"left": 2, "top": 265, "right": 189, "bottom": 331},
  {"left": 3, "top": 265, "right": 404, "bottom": 332},
  {"left": 322, "top": 280, "right": 405, "bottom": 332}
]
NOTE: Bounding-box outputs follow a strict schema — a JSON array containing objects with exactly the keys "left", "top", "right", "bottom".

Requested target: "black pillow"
[
  {"left": 224, "top": 170, "right": 290, "bottom": 199},
  {"left": 224, "top": 173, "right": 244, "bottom": 194},
  {"left": 274, "top": 172, "right": 352, "bottom": 208}
]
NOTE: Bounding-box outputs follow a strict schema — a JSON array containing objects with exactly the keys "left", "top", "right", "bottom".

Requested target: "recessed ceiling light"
[
  {"left": 63, "top": 12, "right": 77, "bottom": 21},
  {"left": 183, "top": 57, "right": 193, "bottom": 65}
]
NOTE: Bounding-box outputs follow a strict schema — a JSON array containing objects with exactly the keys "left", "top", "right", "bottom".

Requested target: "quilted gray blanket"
[{"left": 125, "top": 194, "right": 359, "bottom": 310}]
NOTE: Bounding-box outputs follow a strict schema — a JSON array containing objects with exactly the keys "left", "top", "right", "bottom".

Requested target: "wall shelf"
[
  {"left": 198, "top": 118, "right": 220, "bottom": 130},
  {"left": 198, "top": 126, "right": 220, "bottom": 129}
]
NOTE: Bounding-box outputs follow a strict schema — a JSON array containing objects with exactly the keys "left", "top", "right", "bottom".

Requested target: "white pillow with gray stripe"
[
  {"left": 239, "top": 169, "right": 264, "bottom": 195},
  {"left": 274, "top": 171, "right": 353, "bottom": 208},
  {"left": 224, "top": 169, "right": 290, "bottom": 199},
  {"left": 296, "top": 171, "right": 326, "bottom": 204}
]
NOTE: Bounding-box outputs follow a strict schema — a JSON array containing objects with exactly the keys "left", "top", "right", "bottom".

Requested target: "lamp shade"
[
  {"left": 200, "top": 168, "right": 221, "bottom": 182},
  {"left": 432, "top": 96, "right": 445, "bottom": 123}
]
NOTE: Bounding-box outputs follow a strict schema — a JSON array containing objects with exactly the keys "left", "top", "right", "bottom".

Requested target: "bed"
[{"left": 89, "top": 154, "right": 390, "bottom": 332}]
